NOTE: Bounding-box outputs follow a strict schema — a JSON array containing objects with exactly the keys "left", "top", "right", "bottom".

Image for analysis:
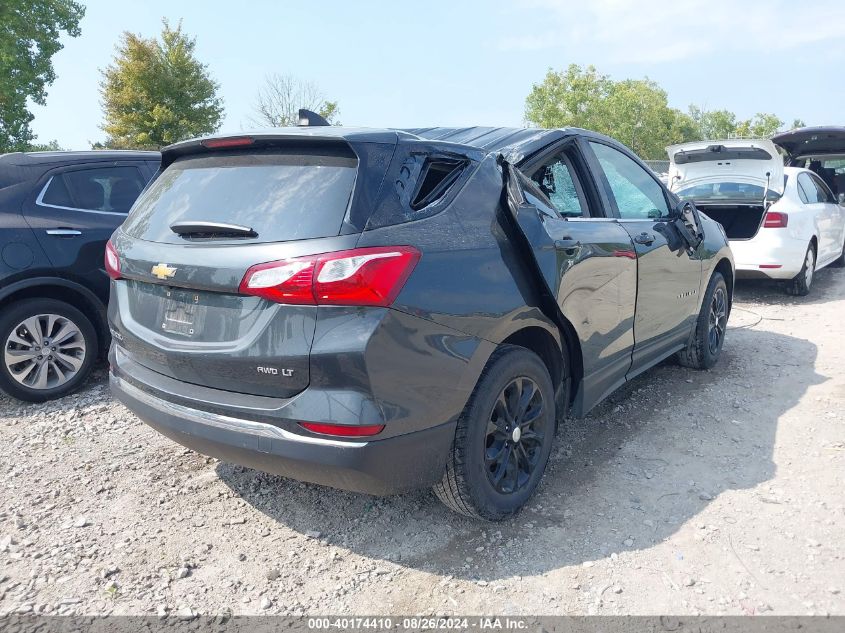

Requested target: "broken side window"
[{"left": 410, "top": 157, "right": 467, "bottom": 210}]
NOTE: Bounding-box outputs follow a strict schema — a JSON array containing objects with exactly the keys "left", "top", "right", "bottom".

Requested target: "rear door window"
[
  {"left": 798, "top": 173, "right": 821, "bottom": 204},
  {"left": 528, "top": 154, "right": 586, "bottom": 217},
  {"left": 809, "top": 173, "right": 835, "bottom": 203},
  {"left": 122, "top": 151, "right": 357, "bottom": 244},
  {"left": 41, "top": 174, "right": 74, "bottom": 208},
  {"left": 39, "top": 166, "right": 147, "bottom": 214}
]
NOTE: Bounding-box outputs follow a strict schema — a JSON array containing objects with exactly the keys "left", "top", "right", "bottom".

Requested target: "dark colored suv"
[
  {"left": 108, "top": 125, "right": 733, "bottom": 520},
  {"left": 0, "top": 150, "right": 159, "bottom": 401}
]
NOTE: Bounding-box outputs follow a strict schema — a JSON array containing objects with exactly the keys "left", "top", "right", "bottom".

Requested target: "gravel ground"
[{"left": 1, "top": 267, "right": 844, "bottom": 618}]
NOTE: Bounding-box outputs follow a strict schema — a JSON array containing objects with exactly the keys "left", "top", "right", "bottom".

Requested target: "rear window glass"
[
  {"left": 677, "top": 181, "right": 782, "bottom": 202},
  {"left": 804, "top": 158, "right": 845, "bottom": 172},
  {"left": 121, "top": 151, "right": 357, "bottom": 244}
]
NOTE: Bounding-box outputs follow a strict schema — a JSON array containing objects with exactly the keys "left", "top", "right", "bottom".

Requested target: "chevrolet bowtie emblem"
[{"left": 151, "top": 263, "right": 177, "bottom": 280}]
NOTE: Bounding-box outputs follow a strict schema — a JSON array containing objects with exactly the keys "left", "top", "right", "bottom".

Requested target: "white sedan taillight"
[{"left": 763, "top": 211, "right": 788, "bottom": 228}]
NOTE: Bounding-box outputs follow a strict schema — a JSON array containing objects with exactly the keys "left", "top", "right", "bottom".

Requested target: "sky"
[{"left": 30, "top": 0, "right": 845, "bottom": 150}]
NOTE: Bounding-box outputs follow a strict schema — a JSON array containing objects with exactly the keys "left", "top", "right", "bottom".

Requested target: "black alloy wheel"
[{"left": 484, "top": 376, "right": 546, "bottom": 495}]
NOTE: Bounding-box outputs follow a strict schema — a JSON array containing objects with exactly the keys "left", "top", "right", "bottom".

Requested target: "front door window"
[{"left": 589, "top": 142, "right": 669, "bottom": 219}]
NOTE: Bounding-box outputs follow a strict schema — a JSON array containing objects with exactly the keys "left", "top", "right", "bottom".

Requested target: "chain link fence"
[{"left": 642, "top": 159, "right": 669, "bottom": 175}]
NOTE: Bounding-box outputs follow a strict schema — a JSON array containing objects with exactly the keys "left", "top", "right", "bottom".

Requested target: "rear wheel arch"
[
  {"left": 499, "top": 318, "right": 582, "bottom": 416},
  {"left": 501, "top": 327, "right": 563, "bottom": 388},
  {"left": 712, "top": 258, "right": 734, "bottom": 312},
  {"left": 0, "top": 279, "right": 107, "bottom": 355}
]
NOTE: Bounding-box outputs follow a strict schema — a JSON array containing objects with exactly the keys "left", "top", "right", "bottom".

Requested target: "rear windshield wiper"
[{"left": 170, "top": 221, "right": 258, "bottom": 239}]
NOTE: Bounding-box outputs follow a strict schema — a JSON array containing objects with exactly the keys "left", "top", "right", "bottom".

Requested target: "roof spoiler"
[{"left": 297, "top": 109, "right": 331, "bottom": 127}]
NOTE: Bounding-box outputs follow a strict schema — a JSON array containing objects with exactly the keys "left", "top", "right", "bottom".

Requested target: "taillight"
[
  {"left": 239, "top": 259, "right": 315, "bottom": 304},
  {"left": 764, "top": 211, "right": 788, "bottom": 228},
  {"left": 201, "top": 136, "right": 254, "bottom": 149},
  {"left": 299, "top": 422, "right": 385, "bottom": 437},
  {"left": 105, "top": 240, "right": 121, "bottom": 280},
  {"left": 238, "top": 246, "right": 420, "bottom": 307}
]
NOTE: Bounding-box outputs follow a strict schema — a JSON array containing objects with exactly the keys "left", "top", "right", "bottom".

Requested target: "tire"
[
  {"left": 831, "top": 234, "right": 845, "bottom": 268},
  {"left": 433, "top": 345, "right": 556, "bottom": 521},
  {"left": 676, "top": 272, "right": 729, "bottom": 370},
  {"left": 784, "top": 243, "right": 816, "bottom": 296},
  {"left": 0, "top": 298, "right": 98, "bottom": 403}
]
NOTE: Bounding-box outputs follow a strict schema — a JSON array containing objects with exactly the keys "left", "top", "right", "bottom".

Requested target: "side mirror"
[
  {"left": 673, "top": 201, "right": 704, "bottom": 250},
  {"left": 838, "top": 192, "right": 845, "bottom": 205},
  {"left": 669, "top": 198, "right": 688, "bottom": 218}
]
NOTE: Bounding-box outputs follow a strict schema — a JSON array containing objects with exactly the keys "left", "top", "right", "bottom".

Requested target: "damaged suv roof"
[
  {"left": 162, "top": 126, "right": 578, "bottom": 166},
  {"left": 404, "top": 127, "right": 573, "bottom": 163}
]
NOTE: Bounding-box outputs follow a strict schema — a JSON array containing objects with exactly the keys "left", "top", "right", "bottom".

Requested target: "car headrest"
[
  {"left": 109, "top": 178, "right": 141, "bottom": 213},
  {"left": 75, "top": 179, "right": 105, "bottom": 210}
]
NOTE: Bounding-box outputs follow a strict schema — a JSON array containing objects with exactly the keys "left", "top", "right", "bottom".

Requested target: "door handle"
[
  {"left": 633, "top": 232, "right": 655, "bottom": 245},
  {"left": 554, "top": 236, "right": 581, "bottom": 249},
  {"left": 45, "top": 229, "right": 82, "bottom": 236}
]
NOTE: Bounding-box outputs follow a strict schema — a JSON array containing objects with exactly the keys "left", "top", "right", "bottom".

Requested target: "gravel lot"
[{"left": 1, "top": 268, "right": 843, "bottom": 617}]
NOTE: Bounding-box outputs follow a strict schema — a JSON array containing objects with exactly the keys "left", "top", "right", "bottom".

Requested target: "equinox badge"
[{"left": 151, "top": 263, "right": 177, "bottom": 280}]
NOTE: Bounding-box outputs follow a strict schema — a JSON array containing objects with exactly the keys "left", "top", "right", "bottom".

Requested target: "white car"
[{"left": 667, "top": 135, "right": 845, "bottom": 295}]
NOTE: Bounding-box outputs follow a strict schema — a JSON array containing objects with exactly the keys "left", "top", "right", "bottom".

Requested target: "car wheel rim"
[
  {"left": 3, "top": 314, "right": 86, "bottom": 390},
  {"left": 804, "top": 249, "right": 815, "bottom": 287},
  {"left": 707, "top": 287, "right": 727, "bottom": 355},
  {"left": 484, "top": 376, "right": 546, "bottom": 495}
]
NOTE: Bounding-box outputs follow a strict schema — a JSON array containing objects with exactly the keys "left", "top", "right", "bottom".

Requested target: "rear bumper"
[
  {"left": 111, "top": 373, "right": 456, "bottom": 496},
  {"left": 730, "top": 231, "right": 808, "bottom": 280}
]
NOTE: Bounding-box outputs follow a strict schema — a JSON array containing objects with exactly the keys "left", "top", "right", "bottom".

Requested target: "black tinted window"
[
  {"left": 122, "top": 152, "right": 357, "bottom": 244},
  {"left": 41, "top": 166, "right": 147, "bottom": 213},
  {"left": 41, "top": 174, "right": 73, "bottom": 207}
]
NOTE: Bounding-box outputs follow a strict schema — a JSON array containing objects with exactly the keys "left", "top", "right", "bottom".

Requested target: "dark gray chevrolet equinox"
[{"left": 107, "top": 123, "right": 734, "bottom": 520}]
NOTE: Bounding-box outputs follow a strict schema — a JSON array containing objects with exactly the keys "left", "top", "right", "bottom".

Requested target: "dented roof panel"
[{"left": 403, "top": 127, "right": 572, "bottom": 163}]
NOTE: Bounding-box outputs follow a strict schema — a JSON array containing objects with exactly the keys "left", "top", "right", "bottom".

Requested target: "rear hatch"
[
  {"left": 772, "top": 127, "right": 845, "bottom": 199},
  {"left": 667, "top": 139, "right": 784, "bottom": 240},
  {"left": 771, "top": 126, "right": 845, "bottom": 161},
  {"left": 110, "top": 134, "right": 393, "bottom": 398}
]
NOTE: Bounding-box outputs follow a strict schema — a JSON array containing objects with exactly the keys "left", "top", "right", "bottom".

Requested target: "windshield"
[
  {"left": 676, "top": 181, "right": 782, "bottom": 202},
  {"left": 122, "top": 151, "right": 357, "bottom": 244}
]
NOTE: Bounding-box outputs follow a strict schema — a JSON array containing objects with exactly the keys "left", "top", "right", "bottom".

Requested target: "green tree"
[
  {"left": 27, "top": 139, "right": 63, "bottom": 151},
  {"left": 791, "top": 118, "right": 806, "bottom": 130},
  {"left": 735, "top": 113, "right": 783, "bottom": 138},
  {"left": 524, "top": 64, "right": 697, "bottom": 159},
  {"left": 688, "top": 107, "right": 785, "bottom": 139},
  {"left": 601, "top": 78, "right": 689, "bottom": 159},
  {"left": 250, "top": 73, "right": 339, "bottom": 127},
  {"left": 0, "top": 0, "right": 84, "bottom": 152},
  {"left": 526, "top": 65, "right": 802, "bottom": 157},
  {"left": 669, "top": 109, "right": 699, "bottom": 145},
  {"left": 99, "top": 19, "right": 224, "bottom": 149},
  {"left": 524, "top": 65, "right": 611, "bottom": 132},
  {"left": 687, "top": 106, "right": 738, "bottom": 140}
]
